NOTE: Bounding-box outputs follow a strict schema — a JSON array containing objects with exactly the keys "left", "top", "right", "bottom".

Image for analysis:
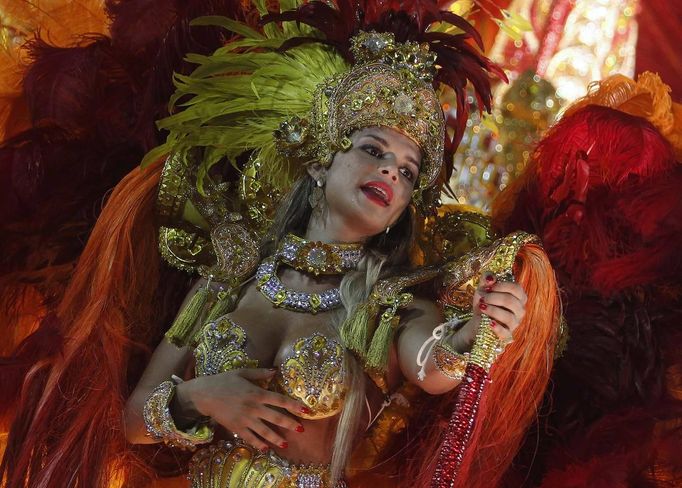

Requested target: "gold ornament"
[
  {"left": 274, "top": 31, "right": 445, "bottom": 191},
  {"left": 278, "top": 233, "right": 364, "bottom": 276}
]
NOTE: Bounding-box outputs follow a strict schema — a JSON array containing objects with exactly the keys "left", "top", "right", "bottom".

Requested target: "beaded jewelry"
[
  {"left": 278, "top": 233, "right": 364, "bottom": 276},
  {"left": 256, "top": 257, "right": 342, "bottom": 314},
  {"left": 143, "top": 379, "right": 213, "bottom": 450}
]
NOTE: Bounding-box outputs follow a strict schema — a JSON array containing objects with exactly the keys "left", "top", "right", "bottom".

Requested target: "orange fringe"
[
  {"left": 2, "top": 158, "right": 165, "bottom": 487},
  {"left": 405, "top": 243, "right": 560, "bottom": 488},
  {"left": 456, "top": 244, "right": 560, "bottom": 487}
]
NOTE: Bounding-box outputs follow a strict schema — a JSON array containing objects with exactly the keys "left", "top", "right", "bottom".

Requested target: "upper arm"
[{"left": 395, "top": 296, "right": 450, "bottom": 394}]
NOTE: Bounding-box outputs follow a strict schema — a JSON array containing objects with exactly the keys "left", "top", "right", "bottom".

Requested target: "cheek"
[
  {"left": 323, "top": 162, "right": 360, "bottom": 209},
  {"left": 390, "top": 190, "right": 412, "bottom": 222}
]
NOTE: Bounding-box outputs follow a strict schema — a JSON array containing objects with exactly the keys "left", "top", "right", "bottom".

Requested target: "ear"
[{"left": 306, "top": 163, "right": 327, "bottom": 183}]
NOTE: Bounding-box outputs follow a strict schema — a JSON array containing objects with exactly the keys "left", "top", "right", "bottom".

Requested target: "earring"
[
  {"left": 385, "top": 225, "right": 391, "bottom": 234},
  {"left": 309, "top": 179, "right": 325, "bottom": 216}
]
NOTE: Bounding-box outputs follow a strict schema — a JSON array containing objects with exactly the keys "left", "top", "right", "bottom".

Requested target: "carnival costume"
[{"left": 0, "top": 2, "right": 563, "bottom": 488}]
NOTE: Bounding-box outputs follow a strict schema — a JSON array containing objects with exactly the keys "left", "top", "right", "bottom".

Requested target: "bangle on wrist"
[
  {"left": 416, "top": 317, "right": 466, "bottom": 381},
  {"left": 433, "top": 342, "right": 468, "bottom": 381},
  {"left": 143, "top": 380, "right": 214, "bottom": 450}
]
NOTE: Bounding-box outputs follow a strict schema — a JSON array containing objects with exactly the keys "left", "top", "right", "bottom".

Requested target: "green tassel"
[
  {"left": 206, "top": 291, "right": 236, "bottom": 322},
  {"left": 165, "top": 287, "right": 210, "bottom": 347},
  {"left": 340, "top": 300, "right": 379, "bottom": 356},
  {"left": 365, "top": 309, "right": 400, "bottom": 371}
]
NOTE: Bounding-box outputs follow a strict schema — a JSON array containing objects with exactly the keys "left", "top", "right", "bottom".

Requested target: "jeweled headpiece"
[
  {"left": 145, "top": 0, "right": 504, "bottom": 275},
  {"left": 275, "top": 31, "right": 445, "bottom": 189}
]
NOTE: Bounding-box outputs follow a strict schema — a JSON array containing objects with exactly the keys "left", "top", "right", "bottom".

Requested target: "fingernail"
[
  {"left": 280, "top": 442, "right": 288, "bottom": 449},
  {"left": 490, "top": 320, "right": 497, "bottom": 327},
  {"left": 485, "top": 275, "right": 495, "bottom": 283},
  {"left": 484, "top": 285, "right": 493, "bottom": 293},
  {"left": 296, "top": 425, "right": 305, "bottom": 433},
  {"left": 300, "top": 406, "right": 312, "bottom": 414},
  {"left": 479, "top": 302, "right": 487, "bottom": 310},
  {"left": 260, "top": 446, "right": 269, "bottom": 453}
]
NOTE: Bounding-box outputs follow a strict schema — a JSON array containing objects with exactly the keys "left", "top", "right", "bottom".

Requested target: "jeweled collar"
[{"left": 277, "top": 233, "right": 364, "bottom": 276}]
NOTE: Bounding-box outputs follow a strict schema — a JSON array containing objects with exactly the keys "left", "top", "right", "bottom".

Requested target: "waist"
[{"left": 189, "top": 440, "right": 346, "bottom": 488}]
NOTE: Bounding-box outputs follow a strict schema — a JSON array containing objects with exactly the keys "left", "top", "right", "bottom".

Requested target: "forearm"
[{"left": 123, "top": 340, "right": 194, "bottom": 444}]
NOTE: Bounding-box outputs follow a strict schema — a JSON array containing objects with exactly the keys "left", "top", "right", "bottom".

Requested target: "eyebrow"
[{"left": 363, "top": 133, "right": 421, "bottom": 169}]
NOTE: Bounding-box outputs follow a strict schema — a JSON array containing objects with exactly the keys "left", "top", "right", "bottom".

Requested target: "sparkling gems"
[
  {"left": 256, "top": 258, "right": 342, "bottom": 313},
  {"left": 362, "top": 34, "right": 388, "bottom": 53},
  {"left": 278, "top": 234, "right": 363, "bottom": 276},
  {"left": 188, "top": 440, "right": 343, "bottom": 487},
  {"left": 393, "top": 92, "right": 415, "bottom": 115},
  {"left": 306, "top": 247, "right": 328, "bottom": 267}
]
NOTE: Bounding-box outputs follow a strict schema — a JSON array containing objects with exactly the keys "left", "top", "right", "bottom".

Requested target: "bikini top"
[{"left": 193, "top": 316, "right": 346, "bottom": 420}]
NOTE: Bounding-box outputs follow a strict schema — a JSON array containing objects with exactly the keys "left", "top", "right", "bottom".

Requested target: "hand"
[
  {"left": 459, "top": 272, "right": 527, "bottom": 346},
  {"left": 475, "top": 272, "right": 527, "bottom": 343},
  {"left": 178, "top": 368, "right": 307, "bottom": 451}
]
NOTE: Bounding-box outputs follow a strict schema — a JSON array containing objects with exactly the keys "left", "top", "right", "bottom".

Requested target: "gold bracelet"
[
  {"left": 143, "top": 380, "right": 214, "bottom": 450},
  {"left": 468, "top": 314, "right": 507, "bottom": 372},
  {"left": 433, "top": 341, "right": 468, "bottom": 381}
]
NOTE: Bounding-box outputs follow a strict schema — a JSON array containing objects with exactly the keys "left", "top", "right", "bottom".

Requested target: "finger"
[
  {"left": 485, "top": 281, "right": 527, "bottom": 305},
  {"left": 238, "top": 368, "right": 278, "bottom": 381},
  {"left": 258, "top": 390, "right": 311, "bottom": 417},
  {"left": 478, "top": 271, "right": 496, "bottom": 289},
  {"left": 249, "top": 420, "right": 287, "bottom": 449},
  {"left": 478, "top": 302, "right": 517, "bottom": 330},
  {"left": 490, "top": 320, "right": 514, "bottom": 343},
  {"left": 235, "top": 428, "right": 269, "bottom": 452},
  {"left": 482, "top": 291, "right": 525, "bottom": 319},
  {"left": 256, "top": 406, "right": 303, "bottom": 432}
]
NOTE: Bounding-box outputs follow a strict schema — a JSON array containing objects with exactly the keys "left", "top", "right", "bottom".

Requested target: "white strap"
[
  {"left": 415, "top": 318, "right": 464, "bottom": 381},
  {"left": 365, "top": 394, "right": 399, "bottom": 430}
]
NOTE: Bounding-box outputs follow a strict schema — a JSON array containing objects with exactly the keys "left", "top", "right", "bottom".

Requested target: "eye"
[
  {"left": 361, "top": 144, "right": 383, "bottom": 158},
  {"left": 400, "top": 167, "right": 415, "bottom": 181}
]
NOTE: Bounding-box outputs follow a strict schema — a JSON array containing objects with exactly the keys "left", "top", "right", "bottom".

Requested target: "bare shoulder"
[{"left": 401, "top": 294, "right": 442, "bottom": 329}]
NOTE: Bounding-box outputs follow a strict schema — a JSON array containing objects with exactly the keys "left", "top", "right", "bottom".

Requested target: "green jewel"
[
  {"left": 274, "top": 290, "right": 287, "bottom": 305},
  {"left": 340, "top": 137, "right": 352, "bottom": 151},
  {"left": 309, "top": 294, "right": 321, "bottom": 311},
  {"left": 257, "top": 274, "right": 271, "bottom": 286}
]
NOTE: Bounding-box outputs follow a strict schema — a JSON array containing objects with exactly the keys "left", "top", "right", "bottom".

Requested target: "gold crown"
[{"left": 275, "top": 31, "right": 445, "bottom": 190}]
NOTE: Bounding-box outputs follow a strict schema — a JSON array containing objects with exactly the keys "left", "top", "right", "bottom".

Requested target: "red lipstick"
[{"left": 361, "top": 181, "right": 393, "bottom": 207}]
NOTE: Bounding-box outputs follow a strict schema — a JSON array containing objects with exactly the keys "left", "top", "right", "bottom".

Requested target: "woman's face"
[{"left": 315, "top": 126, "right": 422, "bottom": 241}]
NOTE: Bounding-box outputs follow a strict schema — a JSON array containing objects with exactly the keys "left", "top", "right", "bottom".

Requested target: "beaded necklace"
[{"left": 256, "top": 234, "right": 364, "bottom": 314}]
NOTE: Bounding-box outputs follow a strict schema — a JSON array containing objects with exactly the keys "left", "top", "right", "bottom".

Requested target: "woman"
[
  {"left": 124, "top": 124, "right": 527, "bottom": 485},
  {"left": 0, "top": 2, "right": 560, "bottom": 487}
]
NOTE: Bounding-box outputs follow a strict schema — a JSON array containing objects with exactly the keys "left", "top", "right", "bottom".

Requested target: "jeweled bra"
[{"left": 194, "top": 317, "right": 346, "bottom": 420}]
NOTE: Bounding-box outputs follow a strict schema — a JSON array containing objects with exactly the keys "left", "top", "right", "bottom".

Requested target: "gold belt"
[{"left": 189, "top": 440, "right": 345, "bottom": 488}]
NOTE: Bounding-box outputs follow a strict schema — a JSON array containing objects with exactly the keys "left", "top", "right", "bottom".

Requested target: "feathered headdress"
[{"left": 142, "top": 0, "right": 505, "bottom": 280}]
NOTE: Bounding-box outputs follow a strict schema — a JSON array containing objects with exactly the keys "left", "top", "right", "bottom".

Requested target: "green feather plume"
[{"left": 141, "top": 1, "right": 348, "bottom": 198}]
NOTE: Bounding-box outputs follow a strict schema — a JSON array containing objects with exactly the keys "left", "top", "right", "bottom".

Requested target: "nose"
[{"left": 379, "top": 163, "right": 399, "bottom": 183}]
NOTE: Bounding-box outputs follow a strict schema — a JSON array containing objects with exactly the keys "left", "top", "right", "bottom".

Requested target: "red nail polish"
[
  {"left": 485, "top": 286, "right": 493, "bottom": 293},
  {"left": 490, "top": 320, "right": 497, "bottom": 327},
  {"left": 296, "top": 425, "right": 305, "bottom": 433},
  {"left": 300, "top": 406, "right": 312, "bottom": 415},
  {"left": 485, "top": 275, "right": 495, "bottom": 283},
  {"left": 260, "top": 447, "right": 269, "bottom": 453},
  {"left": 479, "top": 302, "right": 487, "bottom": 310},
  {"left": 280, "top": 442, "right": 288, "bottom": 449}
]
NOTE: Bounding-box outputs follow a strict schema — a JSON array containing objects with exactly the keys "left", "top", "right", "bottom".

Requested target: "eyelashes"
[
  {"left": 362, "top": 144, "right": 383, "bottom": 158},
  {"left": 361, "top": 144, "right": 415, "bottom": 181}
]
